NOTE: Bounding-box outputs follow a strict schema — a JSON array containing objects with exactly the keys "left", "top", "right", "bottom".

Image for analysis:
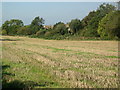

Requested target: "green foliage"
[
  {"left": 44, "top": 34, "right": 70, "bottom": 40},
  {"left": 81, "top": 3, "right": 116, "bottom": 37},
  {"left": 69, "top": 19, "right": 82, "bottom": 34},
  {"left": 17, "top": 26, "right": 31, "bottom": 35},
  {"left": 53, "top": 22, "right": 62, "bottom": 30},
  {"left": 44, "top": 31, "right": 51, "bottom": 37},
  {"left": 2, "top": 19, "right": 24, "bottom": 35},
  {"left": 2, "top": 20, "right": 9, "bottom": 34},
  {"left": 53, "top": 22, "right": 67, "bottom": 35},
  {"left": 31, "top": 16, "right": 44, "bottom": 26},
  {"left": 82, "top": 11, "right": 96, "bottom": 27},
  {"left": 36, "top": 29, "right": 46, "bottom": 37},
  {"left": 98, "top": 3, "right": 116, "bottom": 16},
  {"left": 80, "top": 28, "right": 99, "bottom": 37},
  {"left": 44, "top": 31, "right": 54, "bottom": 37},
  {"left": 1, "top": 29, "right": 7, "bottom": 35},
  {"left": 30, "top": 16, "right": 45, "bottom": 35},
  {"left": 29, "top": 26, "right": 39, "bottom": 35},
  {"left": 44, "top": 22, "right": 67, "bottom": 38},
  {"left": 98, "top": 10, "right": 120, "bottom": 39}
]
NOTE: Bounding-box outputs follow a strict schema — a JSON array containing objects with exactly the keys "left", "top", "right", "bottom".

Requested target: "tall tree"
[
  {"left": 31, "top": 16, "right": 44, "bottom": 27},
  {"left": 30, "top": 16, "right": 45, "bottom": 34}
]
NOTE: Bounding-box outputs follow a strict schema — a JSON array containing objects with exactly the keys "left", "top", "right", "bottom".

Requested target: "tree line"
[{"left": 1, "top": 3, "right": 120, "bottom": 40}]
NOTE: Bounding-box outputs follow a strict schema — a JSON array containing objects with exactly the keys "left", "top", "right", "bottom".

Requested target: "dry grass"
[{"left": 2, "top": 36, "right": 118, "bottom": 88}]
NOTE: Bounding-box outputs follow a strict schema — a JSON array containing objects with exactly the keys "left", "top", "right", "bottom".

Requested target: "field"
[{"left": 1, "top": 36, "right": 119, "bottom": 88}]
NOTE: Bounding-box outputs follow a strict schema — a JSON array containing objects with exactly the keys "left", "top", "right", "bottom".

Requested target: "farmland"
[{"left": 1, "top": 36, "right": 119, "bottom": 88}]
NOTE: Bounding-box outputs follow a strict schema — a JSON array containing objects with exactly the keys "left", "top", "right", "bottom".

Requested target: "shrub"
[
  {"left": 1, "top": 30, "right": 7, "bottom": 35},
  {"left": 44, "top": 31, "right": 51, "bottom": 37},
  {"left": 17, "top": 26, "right": 30, "bottom": 35},
  {"left": 36, "top": 30, "right": 46, "bottom": 37}
]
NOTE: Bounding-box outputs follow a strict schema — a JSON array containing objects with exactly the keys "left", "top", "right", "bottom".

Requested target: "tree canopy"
[
  {"left": 31, "top": 16, "right": 44, "bottom": 27},
  {"left": 98, "top": 10, "right": 120, "bottom": 39},
  {"left": 30, "top": 16, "right": 45, "bottom": 35},
  {"left": 81, "top": 3, "right": 116, "bottom": 37},
  {"left": 53, "top": 22, "right": 67, "bottom": 35},
  {"left": 69, "top": 19, "right": 82, "bottom": 34},
  {"left": 2, "top": 19, "right": 24, "bottom": 35}
]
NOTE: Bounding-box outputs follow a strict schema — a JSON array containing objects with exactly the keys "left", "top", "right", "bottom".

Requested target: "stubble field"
[{"left": 1, "top": 36, "right": 119, "bottom": 88}]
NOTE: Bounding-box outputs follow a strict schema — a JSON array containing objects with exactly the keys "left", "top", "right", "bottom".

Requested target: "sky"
[{"left": 1, "top": 2, "right": 116, "bottom": 26}]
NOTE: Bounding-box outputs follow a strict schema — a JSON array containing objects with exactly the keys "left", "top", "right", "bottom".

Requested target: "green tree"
[
  {"left": 81, "top": 3, "right": 116, "bottom": 37},
  {"left": 2, "top": 19, "right": 24, "bottom": 35},
  {"left": 30, "top": 16, "right": 45, "bottom": 35},
  {"left": 98, "top": 10, "right": 120, "bottom": 39},
  {"left": 82, "top": 11, "right": 96, "bottom": 27},
  {"left": 1, "top": 30, "right": 7, "bottom": 35},
  {"left": 2, "top": 20, "right": 9, "bottom": 35},
  {"left": 53, "top": 22, "right": 67, "bottom": 35},
  {"left": 69, "top": 19, "right": 82, "bottom": 34},
  {"left": 98, "top": 3, "right": 116, "bottom": 16}
]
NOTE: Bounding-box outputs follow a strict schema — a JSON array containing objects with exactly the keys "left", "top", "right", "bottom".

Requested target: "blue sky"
[{"left": 2, "top": 2, "right": 116, "bottom": 25}]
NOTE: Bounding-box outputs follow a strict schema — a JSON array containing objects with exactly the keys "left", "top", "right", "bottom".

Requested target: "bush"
[
  {"left": 44, "top": 31, "right": 51, "bottom": 37},
  {"left": 80, "top": 28, "right": 100, "bottom": 37},
  {"left": 17, "top": 26, "right": 30, "bottom": 36},
  {"left": 36, "top": 30, "right": 46, "bottom": 37}
]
